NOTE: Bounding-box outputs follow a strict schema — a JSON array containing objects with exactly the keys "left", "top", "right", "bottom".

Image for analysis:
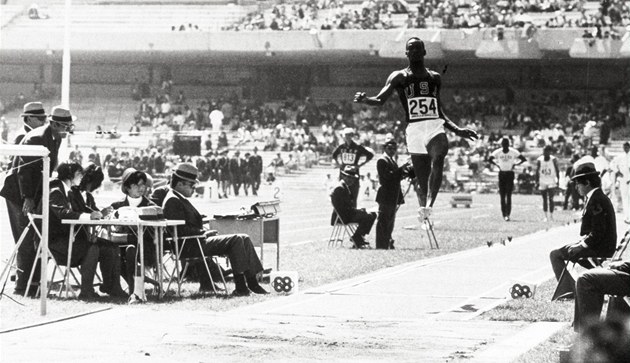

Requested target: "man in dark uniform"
[
  {"left": 330, "top": 166, "right": 376, "bottom": 249},
  {"left": 249, "top": 146, "right": 263, "bottom": 196},
  {"left": 549, "top": 163, "right": 617, "bottom": 299},
  {"left": 331, "top": 128, "right": 374, "bottom": 207},
  {"left": 375, "top": 140, "right": 412, "bottom": 250},
  {"left": 354, "top": 37, "right": 478, "bottom": 222},
  {"left": 6, "top": 105, "right": 74, "bottom": 295},
  {"left": 488, "top": 137, "right": 526, "bottom": 221},
  {"left": 217, "top": 149, "right": 230, "bottom": 198},
  {"left": 229, "top": 150, "right": 243, "bottom": 196},
  {"left": 241, "top": 152, "right": 251, "bottom": 196}
]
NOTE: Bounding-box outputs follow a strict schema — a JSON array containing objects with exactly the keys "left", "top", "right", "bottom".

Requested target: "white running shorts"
[{"left": 405, "top": 119, "right": 445, "bottom": 154}]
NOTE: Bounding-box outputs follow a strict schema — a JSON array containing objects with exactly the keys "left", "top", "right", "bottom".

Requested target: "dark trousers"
[
  {"left": 574, "top": 268, "right": 630, "bottom": 332},
  {"left": 241, "top": 175, "right": 251, "bottom": 196},
  {"left": 498, "top": 171, "right": 514, "bottom": 218},
  {"left": 549, "top": 244, "right": 604, "bottom": 281},
  {"left": 348, "top": 209, "right": 376, "bottom": 239},
  {"left": 6, "top": 200, "right": 39, "bottom": 291},
  {"left": 231, "top": 176, "right": 242, "bottom": 196},
  {"left": 564, "top": 181, "right": 580, "bottom": 210},
  {"left": 541, "top": 188, "right": 555, "bottom": 212},
  {"left": 376, "top": 203, "right": 397, "bottom": 249},
  {"left": 252, "top": 173, "right": 261, "bottom": 195},
  {"left": 201, "top": 233, "right": 263, "bottom": 277},
  {"left": 50, "top": 237, "right": 122, "bottom": 294}
]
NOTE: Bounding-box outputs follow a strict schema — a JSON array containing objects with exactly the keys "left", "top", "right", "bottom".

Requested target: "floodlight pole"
[{"left": 61, "top": 0, "right": 72, "bottom": 107}]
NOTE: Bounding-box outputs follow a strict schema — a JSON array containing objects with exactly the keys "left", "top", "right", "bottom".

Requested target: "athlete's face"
[{"left": 405, "top": 40, "right": 425, "bottom": 62}]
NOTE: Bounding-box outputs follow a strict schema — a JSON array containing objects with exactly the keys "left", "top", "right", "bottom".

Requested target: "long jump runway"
[{"left": 2, "top": 223, "right": 603, "bottom": 363}]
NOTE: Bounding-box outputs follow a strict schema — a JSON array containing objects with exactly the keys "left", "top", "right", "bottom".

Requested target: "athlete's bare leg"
[
  {"left": 411, "top": 133, "right": 449, "bottom": 209},
  {"left": 411, "top": 154, "right": 431, "bottom": 208},
  {"left": 426, "top": 133, "right": 449, "bottom": 208}
]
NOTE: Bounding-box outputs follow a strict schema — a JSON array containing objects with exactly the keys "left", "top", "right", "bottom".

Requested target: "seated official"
[
  {"left": 330, "top": 166, "right": 376, "bottom": 249},
  {"left": 162, "top": 163, "right": 268, "bottom": 296},
  {"left": 574, "top": 260, "right": 630, "bottom": 332},
  {"left": 150, "top": 180, "right": 226, "bottom": 291},
  {"left": 68, "top": 163, "right": 125, "bottom": 298},
  {"left": 549, "top": 162, "right": 617, "bottom": 294},
  {"left": 109, "top": 168, "right": 157, "bottom": 292},
  {"left": 49, "top": 162, "right": 125, "bottom": 300}
]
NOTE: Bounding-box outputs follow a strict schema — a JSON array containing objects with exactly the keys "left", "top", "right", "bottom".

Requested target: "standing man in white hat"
[
  {"left": 5, "top": 105, "right": 74, "bottom": 295},
  {"left": 1, "top": 102, "right": 48, "bottom": 240},
  {"left": 331, "top": 127, "right": 374, "bottom": 207},
  {"left": 0, "top": 102, "right": 48, "bottom": 295}
]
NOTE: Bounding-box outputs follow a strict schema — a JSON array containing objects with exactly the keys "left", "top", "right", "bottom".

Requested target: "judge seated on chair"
[
  {"left": 162, "top": 163, "right": 268, "bottom": 296},
  {"left": 549, "top": 162, "right": 617, "bottom": 299},
  {"left": 330, "top": 165, "right": 376, "bottom": 249}
]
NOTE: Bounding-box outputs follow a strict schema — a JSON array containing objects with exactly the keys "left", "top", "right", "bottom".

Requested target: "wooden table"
[{"left": 207, "top": 216, "right": 280, "bottom": 270}]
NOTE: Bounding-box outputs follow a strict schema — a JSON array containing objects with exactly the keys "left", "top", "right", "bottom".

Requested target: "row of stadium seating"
[{"left": 5, "top": 4, "right": 255, "bottom": 32}]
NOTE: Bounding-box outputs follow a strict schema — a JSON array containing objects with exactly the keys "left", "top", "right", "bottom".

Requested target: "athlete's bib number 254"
[{"left": 407, "top": 97, "right": 438, "bottom": 121}]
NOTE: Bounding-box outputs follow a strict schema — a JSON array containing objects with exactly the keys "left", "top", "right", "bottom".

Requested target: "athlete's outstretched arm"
[{"left": 354, "top": 71, "right": 401, "bottom": 106}]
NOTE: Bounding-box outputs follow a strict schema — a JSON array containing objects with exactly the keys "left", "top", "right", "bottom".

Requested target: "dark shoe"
[
  {"left": 246, "top": 276, "right": 269, "bottom": 295},
  {"left": 232, "top": 288, "right": 250, "bottom": 297},
  {"left": 350, "top": 236, "right": 366, "bottom": 248},
  {"left": 14, "top": 284, "right": 39, "bottom": 298},
  {"left": 78, "top": 290, "right": 101, "bottom": 301},
  {"left": 100, "top": 286, "right": 128, "bottom": 299}
]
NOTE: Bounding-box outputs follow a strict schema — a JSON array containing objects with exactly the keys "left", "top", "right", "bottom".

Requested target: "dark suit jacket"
[
  {"left": 162, "top": 189, "right": 205, "bottom": 257},
  {"left": 581, "top": 188, "right": 617, "bottom": 257},
  {"left": 330, "top": 180, "right": 357, "bottom": 225},
  {"left": 0, "top": 126, "right": 33, "bottom": 203},
  {"left": 49, "top": 179, "right": 88, "bottom": 243},
  {"left": 17, "top": 125, "right": 61, "bottom": 203},
  {"left": 68, "top": 187, "right": 98, "bottom": 213},
  {"left": 376, "top": 155, "right": 405, "bottom": 205}
]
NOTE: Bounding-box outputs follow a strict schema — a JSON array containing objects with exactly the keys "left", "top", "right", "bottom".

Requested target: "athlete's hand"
[
  {"left": 353, "top": 92, "right": 366, "bottom": 103},
  {"left": 457, "top": 128, "right": 479, "bottom": 141}
]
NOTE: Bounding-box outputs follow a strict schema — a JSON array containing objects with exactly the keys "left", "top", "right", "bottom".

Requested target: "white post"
[
  {"left": 61, "top": 0, "right": 72, "bottom": 107},
  {"left": 40, "top": 156, "right": 50, "bottom": 315}
]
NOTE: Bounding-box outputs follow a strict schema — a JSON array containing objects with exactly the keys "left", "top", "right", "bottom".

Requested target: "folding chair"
[
  {"left": 552, "top": 229, "right": 630, "bottom": 301},
  {"left": 0, "top": 213, "right": 44, "bottom": 297},
  {"left": 328, "top": 206, "right": 358, "bottom": 248},
  {"left": 24, "top": 216, "right": 106, "bottom": 299},
  {"left": 164, "top": 234, "right": 228, "bottom": 296}
]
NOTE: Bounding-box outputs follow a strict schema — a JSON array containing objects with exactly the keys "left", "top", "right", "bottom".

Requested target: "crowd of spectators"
[
  {"left": 223, "top": 0, "right": 630, "bottom": 32},
  {"left": 3, "top": 73, "right": 626, "bottom": 199}
]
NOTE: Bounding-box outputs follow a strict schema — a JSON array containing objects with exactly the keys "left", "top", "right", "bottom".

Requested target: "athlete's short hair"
[{"left": 405, "top": 37, "right": 426, "bottom": 56}]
